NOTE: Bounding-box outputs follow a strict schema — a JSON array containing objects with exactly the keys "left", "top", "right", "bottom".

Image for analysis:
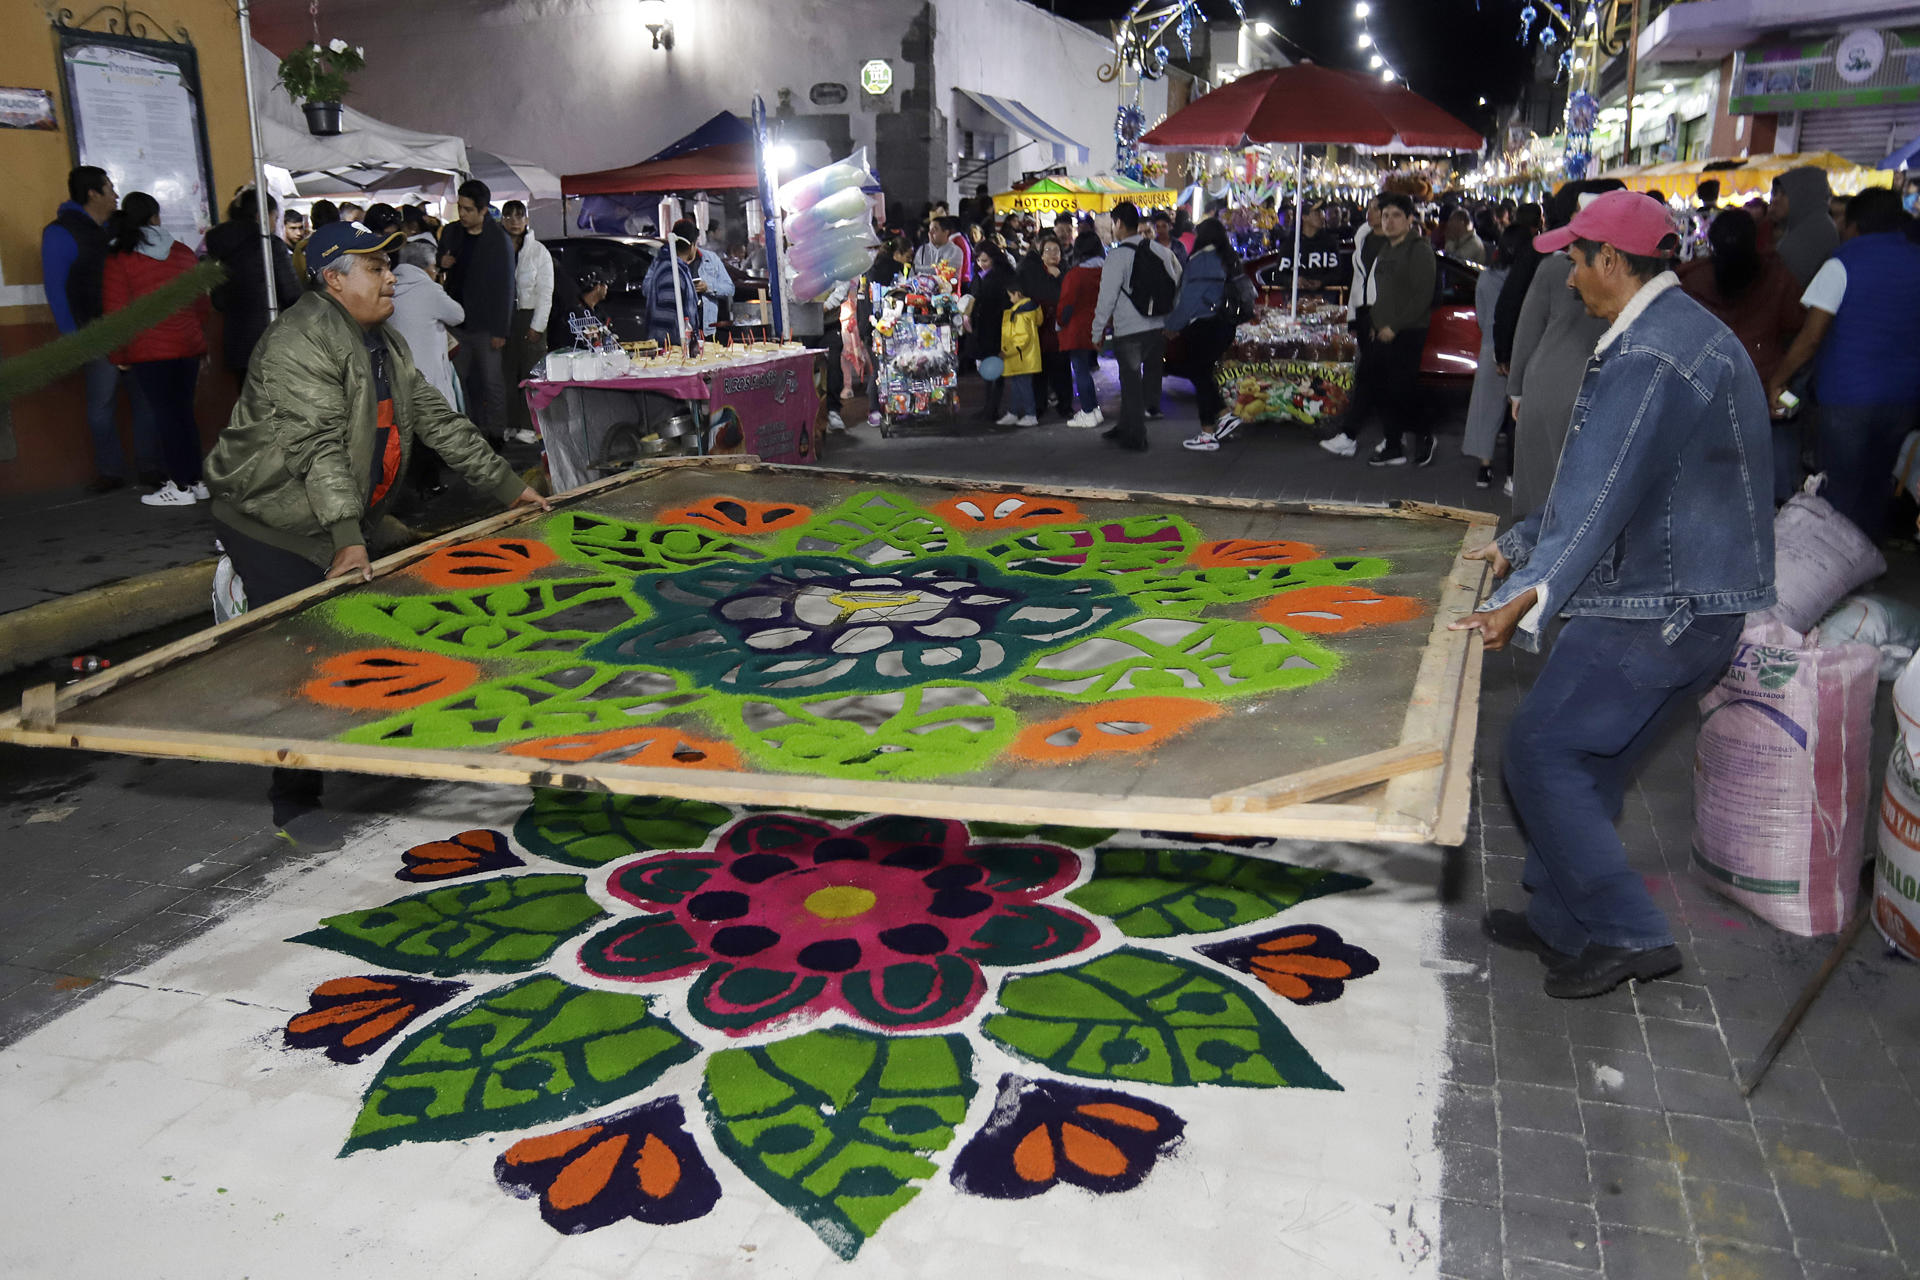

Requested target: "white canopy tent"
[{"left": 249, "top": 39, "right": 468, "bottom": 190}]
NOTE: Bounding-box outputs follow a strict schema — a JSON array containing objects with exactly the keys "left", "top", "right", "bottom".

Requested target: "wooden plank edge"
[
  {"left": 34, "top": 461, "right": 708, "bottom": 719},
  {"left": 1428, "top": 635, "right": 1486, "bottom": 846},
  {"left": 0, "top": 720, "right": 1423, "bottom": 844},
  {"left": 1206, "top": 740, "right": 1445, "bottom": 813}
]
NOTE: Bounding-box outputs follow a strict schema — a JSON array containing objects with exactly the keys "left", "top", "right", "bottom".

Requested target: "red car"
[{"left": 1242, "top": 250, "right": 1483, "bottom": 380}]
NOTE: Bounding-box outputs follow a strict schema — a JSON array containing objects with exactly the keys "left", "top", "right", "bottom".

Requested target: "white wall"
[{"left": 253, "top": 0, "right": 1135, "bottom": 212}]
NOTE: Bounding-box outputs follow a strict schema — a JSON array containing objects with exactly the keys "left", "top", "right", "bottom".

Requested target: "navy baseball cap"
[{"left": 305, "top": 221, "right": 400, "bottom": 270}]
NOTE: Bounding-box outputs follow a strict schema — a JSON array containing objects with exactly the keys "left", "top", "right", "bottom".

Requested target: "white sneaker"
[
  {"left": 141, "top": 480, "right": 197, "bottom": 507},
  {"left": 996, "top": 413, "right": 1021, "bottom": 426},
  {"left": 504, "top": 427, "right": 538, "bottom": 445},
  {"left": 1319, "top": 432, "right": 1359, "bottom": 458},
  {"left": 1503, "top": 477, "right": 1514, "bottom": 498},
  {"left": 1183, "top": 430, "right": 1220, "bottom": 452},
  {"left": 189, "top": 481, "right": 210, "bottom": 500},
  {"left": 1066, "top": 410, "right": 1096, "bottom": 428},
  {"left": 1016, "top": 415, "right": 1038, "bottom": 427},
  {"left": 1093, "top": 408, "right": 1105, "bottom": 426},
  {"left": 827, "top": 411, "right": 847, "bottom": 432}
]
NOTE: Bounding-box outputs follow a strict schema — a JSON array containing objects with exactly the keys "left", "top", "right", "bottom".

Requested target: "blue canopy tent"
[
  {"left": 1884, "top": 130, "right": 1920, "bottom": 173},
  {"left": 565, "top": 112, "right": 758, "bottom": 232}
]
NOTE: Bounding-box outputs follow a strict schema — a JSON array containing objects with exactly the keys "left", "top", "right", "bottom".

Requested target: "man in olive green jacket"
[{"left": 204, "top": 221, "right": 546, "bottom": 827}]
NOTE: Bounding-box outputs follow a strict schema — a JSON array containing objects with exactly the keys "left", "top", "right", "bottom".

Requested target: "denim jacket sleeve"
[{"left": 1481, "top": 346, "right": 1690, "bottom": 651}]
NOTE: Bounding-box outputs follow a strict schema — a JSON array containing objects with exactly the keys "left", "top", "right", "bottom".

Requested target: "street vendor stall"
[
  {"left": 991, "top": 173, "right": 1180, "bottom": 215},
  {"left": 866, "top": 266, "right": 964, "bottom": 435},
  {"left": 1217, "top": 301, "right": 1358, "bottom": 427},
  {"left": 524, "top": 340, "right": 823, "bottom": 492}
]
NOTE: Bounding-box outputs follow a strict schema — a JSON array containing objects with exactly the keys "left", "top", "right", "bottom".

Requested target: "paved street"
[{"left": 4, "top": 375, "right": 1917, "bottom": 1278}]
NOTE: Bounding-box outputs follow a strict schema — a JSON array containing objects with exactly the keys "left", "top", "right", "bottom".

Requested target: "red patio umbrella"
[
  {"left": 1141, "top": 64, "right": 1483, "bottom": 152},
  {"left": 1143, "top": 65, "right": 1482, "bottom": 317}
]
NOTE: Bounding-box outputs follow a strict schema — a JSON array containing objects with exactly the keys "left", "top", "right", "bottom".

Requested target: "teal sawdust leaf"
[
  {"left": 1109, "top": 557, "right": 1395, "bottom": 617},
  {"left": 777, "top": 491, "right": 957, "bottom": 565},
  {"left": 1064, "top": 847, "right": 1370, "bottom": 938},
  {"left": 716, "top": 686, "right": 1018, "bottom": 781},
  {"left": 979, "top": 512, "right": 1201, "bottom": 580},
  {"left": 343, "top": 975, "right": 697, "bottom": 1153},
  {"left": 514, "top": 790, "right": 735, "bottom": 868},
  {"left": 323, "top": 577, "right": 648, "bottom": 661},
  {"left": 982, "top": 947, "right": 1339, "bottom": 1090},
  {"left": 967, "top": 821, "right": 1118, "bottom": 849},
  {"left": 701, "top": 1027, "right": 975, "bottom": 1259},
  {"left": 546, "top": 511, "right": 765, "bottom": 575},
  {"left": 340, "top": 662, "right": 708, "bottom": 753},
  {"left": 1016, "top": 616, "right": 1341, "bottom": 703},
  {"left": 290, "top": 874, "right": 607, "bottom": 975}
]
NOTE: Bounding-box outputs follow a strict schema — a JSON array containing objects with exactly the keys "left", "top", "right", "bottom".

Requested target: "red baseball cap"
[{"left": 1535, "top": 190, "right": 1680, "bottom": 256}]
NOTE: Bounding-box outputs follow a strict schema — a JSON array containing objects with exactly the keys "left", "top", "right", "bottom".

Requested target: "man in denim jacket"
[{"left": 1453, "top": 191, "right": 1775, "bottom": 999}]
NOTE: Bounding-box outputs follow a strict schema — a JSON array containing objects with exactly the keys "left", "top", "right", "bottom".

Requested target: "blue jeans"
[
  {"left": 1818, "top": 401, "right": 1918, "bottom": 541},
  {"left": 1112, "top": 328, "right": 1166, "bottom": 446},
  {"left": 1003, "top": 370, "right": 1035, "bottom": 418},
  {"left": 1504, "top": 612, "right": 1742, "bottom": 954},
  {"left": 83, "top": 356, "right": 159, "bottom": 480},
  {"left": 1069, "top": 350, "right": 1098, "bottom": 412}
]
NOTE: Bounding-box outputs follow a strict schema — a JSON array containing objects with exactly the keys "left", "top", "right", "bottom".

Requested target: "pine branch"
[{"left": 0, "top": 260, "right": 227, "bottom": 403}]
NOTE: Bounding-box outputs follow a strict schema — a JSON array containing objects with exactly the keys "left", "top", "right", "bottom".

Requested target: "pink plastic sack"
[
  {"left": 1692, "top": 618, "right": 1876, "bottom": 935},
  {"left": 1762, "top": 475, "right": 1886, "bottom": 633}
]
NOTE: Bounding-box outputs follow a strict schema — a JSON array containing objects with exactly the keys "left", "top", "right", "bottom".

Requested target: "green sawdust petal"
[
  {"left": 701, "top": 1027, "right": 975, "bottom": 1258},
  {"left": 977, "top": 511, "right": 1202, "bottom": 579},
  {"left": 967, "top": 821, "right": 1119, "bottom": 849},
  {"left": 1064, "top": 847, "right": 1371, "bottom": 938},
  {"left": 323, "top": 576, "right": 650, "bottom": 662},
  {"left": 710, "top": 686, "right": 1019, "bottom": 781},
  {"left": 1014, "top": 615, "right": 1342, "bottom": 702},
  {"left": 546, "top": 510, "right": 767, "bottom": 574},
  {"left": 290, "top": 874, "right": 606, "bottom": 974},
  {"left": 515, "top": 790, "right": 734, "bottom": 868},
  {"left": 774, "top": 491, "right": 960, "bottom": 564},
  {"left": 982, "top": 947, "right": 1339, "bottom": 1090},
  {"left": 342, "top": 975, "right": 696, "bottom": 1153},
  {"left": 339, "top": 661, "right": 709, "bottom": 753},
  {"left": 1109, "top": 557, "right": 1396, "bottom": 617}
]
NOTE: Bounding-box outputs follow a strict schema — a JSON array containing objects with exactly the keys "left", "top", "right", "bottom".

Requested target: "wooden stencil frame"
[{"left": 0, "top": 461, "right": 1495, "bottom": 847}]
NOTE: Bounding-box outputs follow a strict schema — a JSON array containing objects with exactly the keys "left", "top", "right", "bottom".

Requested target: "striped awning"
[{"left": 957, "top": 89, "right": 1090, "bottom": 166}]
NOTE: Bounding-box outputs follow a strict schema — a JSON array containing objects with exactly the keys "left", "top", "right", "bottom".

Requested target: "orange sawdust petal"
[
  {"left": 311, "top": 976, "right": 398, "bottom": 997},
  {"left": 409, "top": 538, "right": 557, "bottom": 589},
  {"left": 658, "top": 496, "right": 813, "bottom": 533},
  {"left": 1253, "top": 971, "right": 1315, "bottom": 1000},
  {"left": 286, "top": 997, "right": 401, "bottom": 1033},
  {"left": 303, "top": 649, "right": 479, "bottom": 711},
  {"left": 1252, "top": 954, "right": 1355, "bottom": 979},
  {"left": 1009, "top": 697, "right": 1224, "bottom": 765},
  {"left": 502, "top": 1126, "right": 602, "bottom": 1167},
  {"left": 1253, "top": 584, "right": 1425, "bottom": 634},
  {"left": 1187, "top": 538, "right": 1322, "bottom": 568},
  {"left": 634, "top": 1132, "right": 683, "bottom": 1199},
  {"left": 546, "top": 1135, "right": 631, "bottom": 1212},
  {"left": 1012, "top": 1125, "right": 1057, "bottom": 1183},
  {"left": 1060, "top": 1123, "right": 1130, "bottom": 1178},
  {"left": 1074, "top": 1102, "right": 1160, "bottom": 1131},
  {"left": 502, "top": 729, "right": 743, "bottom": 770},
  {"left": 929, "top": 491, "right": 1085, "bottom": 531},
  {"left": 338, "top": 1004, "right": 416, "bottom": 1047}
]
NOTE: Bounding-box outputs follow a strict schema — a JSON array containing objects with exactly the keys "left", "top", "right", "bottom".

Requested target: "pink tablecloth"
[{"left": 522, "top": 370, "right": 711, "bottom": 416}]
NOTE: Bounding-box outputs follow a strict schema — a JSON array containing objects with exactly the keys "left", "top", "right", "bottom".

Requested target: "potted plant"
[{"left": 279, "top": 38, "right": 365, "bottom": 136}]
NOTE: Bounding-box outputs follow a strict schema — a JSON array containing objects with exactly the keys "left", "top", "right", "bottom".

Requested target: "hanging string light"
[{"left": 1352, "top": 0, "right": 1402, "bottom": 86}]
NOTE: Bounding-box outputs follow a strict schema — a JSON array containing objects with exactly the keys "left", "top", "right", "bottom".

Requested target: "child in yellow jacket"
[{"left": 998, "top": 286, "right": 1042, "bottom": 426}]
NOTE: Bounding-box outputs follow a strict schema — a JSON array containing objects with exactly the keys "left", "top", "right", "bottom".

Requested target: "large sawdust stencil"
[
  {"left": 280, "top": 792, "right": 1387, "bottom": 1259},
  {"left": 307, "top": 487, "right": 1422, "bottom": 780}
]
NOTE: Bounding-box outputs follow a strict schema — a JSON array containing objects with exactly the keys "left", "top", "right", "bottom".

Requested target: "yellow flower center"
[{"left": 804, "top": 885, "right": 877, "bottom": 919}]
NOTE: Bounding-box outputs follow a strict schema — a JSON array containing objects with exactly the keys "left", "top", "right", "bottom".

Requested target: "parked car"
[
  {"left": 547, "top": 235, "right": 659, "bottom": 342},
  {"left": 1239, "top": 249, "right": 1483, "bottom": 380}
]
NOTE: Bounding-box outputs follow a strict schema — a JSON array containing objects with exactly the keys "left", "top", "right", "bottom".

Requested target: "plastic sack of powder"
[
  {"left": 1692, "top": 616, "right": 1876, "bottom": 936},
  {"left": 1759, "top": 475, "right": 1886, "bottom": 634}
]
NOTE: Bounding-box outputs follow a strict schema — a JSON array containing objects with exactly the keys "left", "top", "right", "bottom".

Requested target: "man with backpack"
[{"left": 1090, "top": 201, "right": 1182, "bottom": 452}]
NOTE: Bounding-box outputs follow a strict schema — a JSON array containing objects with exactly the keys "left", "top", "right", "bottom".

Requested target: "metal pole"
[
  {"left": 234, "top": 0, "right": 281, "bottom": 321},
  {"left": 1622, "top": 0, "right": 1644, "bottom": 169},
  {"left": 1290, "top": 144, "right": 1304, "bottom": 320}
]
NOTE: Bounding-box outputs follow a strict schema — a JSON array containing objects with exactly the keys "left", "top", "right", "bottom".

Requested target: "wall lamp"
[{"left": 637, "top": 0, "right": 674, "bottom": 50}]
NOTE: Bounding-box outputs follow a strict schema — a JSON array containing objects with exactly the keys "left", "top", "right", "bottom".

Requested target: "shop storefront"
[{"left": 1735, "top": 25, "right": 1920, "bottom": 165}]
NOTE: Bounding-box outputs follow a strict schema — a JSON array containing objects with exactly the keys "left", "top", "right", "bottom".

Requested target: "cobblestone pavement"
[{"left": 5, "top": 375, "right": 1918, "bottom": 1278}]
